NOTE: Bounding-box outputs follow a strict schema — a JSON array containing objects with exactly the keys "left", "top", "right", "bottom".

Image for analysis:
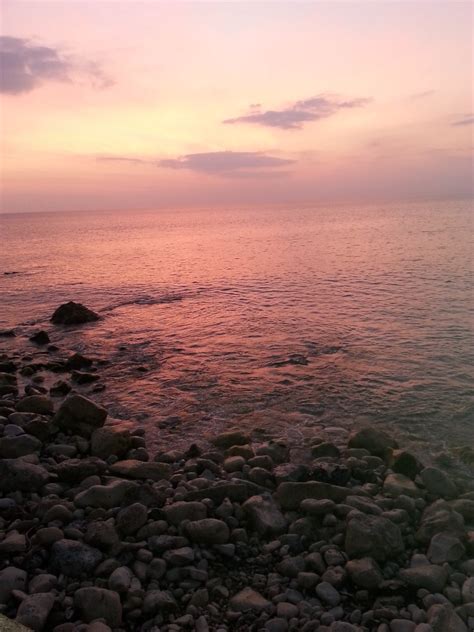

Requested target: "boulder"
[
  {"left": 0, "top": 567, "right": 27, "bottom": 604},
  {"left": 416, "top": 503, "right": 465, "bottom": 543},
  {"left": 389, "top": 449, "right": 421, "bottom": 479},
  {"left": 427, "top": 603, "right": 468, "bottom": 632},
  {"left": 0, "top": 434, "right": 42, "bottom": 458},
  {"left": 51, "top": 301, "right": 99, "bottom": 325},
  {"left": 242, "top": 494, "right": 287, "bottom": 536},
  {"left": 16, "top": 395, "right": 53, "bottom": 415},
  {"left": 345, "top": 514, "right": 404, "bottom": 561},
  {"left": 74, "top": 587, "right": 122, "bottom": 627},
  {"left": 163, "top": 501, "right": 207, "bottom": 525},
  {"left": 55, "top": 457, "right": 106, "bottom": 484},
  {"left": 116, "top": 502, "right": 148, "bottom": 535},
  {"left": 15, "top": 592, "right": 55, "bottom": 631},
  {"left": 383, "top": 473, "right": 420, "bottom": 498},
  {"left": 0, "top": 459, "right": 49, "bottom": 492},
  {"left": 143, "top": 590, "right": 177, "bottom": 614},
  {"left": 50, "top": 539, "right": 102, "bottom": 577},
  {"left": 108, "top": 566, "right": 133, "bottom": 593},
  {"left": 90, "top": 426, "right": 131, "bottom": 459},
  {"left": 348, "top": 427, "right": 398, "bottom": 457},
  {"left": 399, "top": 564, "right": 448, "bottom": 592},
  {"left": 428, "top": 532, "right": 465, "bottom": 563},
  {"left": 54, "top": 394, "right": 107, "bottom": 437},
  {"left": 274, "top": 481, "right": 348, "bottom": 510},
  {"left": 109, "top": 459, "right": 171, "bottom": 480},
  {"left": 420, "top": 467, "right": 458, "bottom": 498},
  {"left": 29, "top": 331, "right": 50, "bottom": 345},
  {"left": 229, "top": 587, "right": 271, "bottom": 612},
  {"left": 186, "top": 519, "right": 230, "bottom": 544},
  {"left": 75, "top": 479, "right": 138, "bottom": 508},
  {"left": 346, "top": 557, "right": 383, "bottom": 589},
  {"left": 211, "top": 430, "right": 250, "bottom": 449}
]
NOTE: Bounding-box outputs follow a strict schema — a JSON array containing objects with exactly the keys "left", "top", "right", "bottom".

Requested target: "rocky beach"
[{"left": 0, "top": 304, "right": 473, "bottom": 632}]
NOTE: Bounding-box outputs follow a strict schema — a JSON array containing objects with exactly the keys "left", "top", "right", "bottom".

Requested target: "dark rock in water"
[
  {"left": 0, "top": 360, "right": 17, "bottom": 373},
  {"left": 54, "top": 394, "right": 107, "bottom": 437},
  {"left": 348, "top": 427, "right": 398, "bottom": 458},
  {"left": 51, "top": 301, "right": 99, "bottom": 325},
  {"left": 71, "top": 370, "right": 100, "bottom": 384},
  {"left": 16, "top": 395, "right": 54, "bottom": 415},
  {"left": 0, "top": 459, "right": 49, "bottom": 492},
  {"left": 29, "top": 330, "right": 50, "bottom": 345},
  {"left": 0, "top": 329, "right": 16, "bottom": 337},
  {"left": 389, "top": 449, "right": 421, "bottom": 480},
  {"left": 50, "top": 539, "right": 102, "bottom": 577},
  {"left": 90, "top": 426, "right": 132, "bottom": 459},
  {"left": 65, "top": 352, "right": 93, "bottom": 370},
  {"left": 49, "top": 380, "right": 71, "bottom": 397}
]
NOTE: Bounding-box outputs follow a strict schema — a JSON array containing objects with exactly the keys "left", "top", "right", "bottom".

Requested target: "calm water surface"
[{"left": 1, "top": 201, "right": 473, "bottom": 460}]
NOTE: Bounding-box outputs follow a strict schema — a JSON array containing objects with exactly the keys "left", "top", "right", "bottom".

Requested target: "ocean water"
[{"left": 1, "top": 201, "right": 473, "bottom": 461}]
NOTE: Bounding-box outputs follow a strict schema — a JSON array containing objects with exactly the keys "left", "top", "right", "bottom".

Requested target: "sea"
[{"left": 1, "top": 200, "right": 473, "bottom": 465}]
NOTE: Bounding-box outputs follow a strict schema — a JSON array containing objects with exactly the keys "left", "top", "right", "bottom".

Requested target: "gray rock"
[
  {"left": 28, "top": 575, "right": 57, "bottom": 594},
  {"left": 50, "top": 539, "right": 102, "bottom": 577},
  {"left": 164, "top": 546, "right": 195, "bottom": 566},
  {"left": 186, "top": 518, "right": 230, "bottom": 544},
  {"left": 74, "top": 587, "right": 122, "bottom": 627},
  {"left": 15, "top": 592, "right": 55, "bottom": 631},
  {"left": 90, "top": 426, "right": 131, "bottom": 459},
  {"left": 384, "top": 473, "right": 420, "bottom": 498},
  {"left": 390, "top": 621, "right": 417, "bottom": 632},
  {"left": 389, "top": 449, "right": 421, "bottom": 479},
  {"left": 427, "top": 603, "right": 468, "bottom": 632},
  {"left": 427, "top": 532, "right": 465, "bottom": 563},
  {"left": 346, "top": 557, "right": 383, "bottom": 589},
  {"left": 0, "top": 459, "right": 49, "bottom": 492},
  {"left": 420, "top": 467, "right": 458, "bottom": 498},
  {"left": 345, "top": 514, "right": 404, "bottom": 561},
  {"left": 143, "top": 590, "right": 177, "bottom": 614},
  {"left": 0, "top": 567, "right": 27, "bottom": 604},
  {"left": 243, "top": 494, "right": 287, "bottom": 536},
  {"left": 54, "top": 394, "right": 107, "bottom": 437},
  {"left": 416, "top": 503, "right": 465, "bottom": 543},
  {"left": 311, "top": 442, "right": 340, "bottom": 458},
  {"left": 462, "top": 577, "right": 474, "bottom": 604},
  {"left": 211, "top": 430, "right": 250, "bottom": 448},
  {"left": 399, "top": 565, "right": 448, "bottom": 592},
  {"left": 229, "top": 587, "right": 271, "bottom": 612},
  {"left": 301, "top": 498, "right": 336, "bottom": 515}
]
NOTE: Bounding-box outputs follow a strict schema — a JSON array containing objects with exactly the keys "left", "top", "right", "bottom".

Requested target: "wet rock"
[
  {"left": 348, "top": 427, "right": 398, "bottom": 457},
  {"left": 0, "top": 433, "right": 42, "bottom": 457},
  {"left": 75, "top": 479, "right": 138, "bottom": 508},
  {"left": 345, "top": 514, "right": 404, "bottom": 561},
  {"left": 420, "top": 467, "right": 458, "bottom": 498},
  {"left": 29, "top": 331, "right": 50, "bottom": 345},
  {"left": 274, "top": 481, "right": 348, "bottom": 510},
  {"left": 346, "top": 557, "right": 383, "bottom": 589},
  {"left": 229, "top": 587, "right": 271, "bottom": 612},
  {"left": 74, "top": 587, "right": 122, "bottom": 627},
  {"left": 49, "top": 380, "right": 71, "bottom": 397},
  {"left": 389, "top": 450, "right": 421, "bottom": 480},
  {"left": 311, "top": 441, "right": 341, "bottom": 458},
  {"left": 65, "top": 352, "right": 93, "bottom": 370},
  {"left": 383, "top": 473, "right": 420, "bottom": 498},
  {"left": 54, "top": 394, "right": 107, "bottom": 437},
  {"left": 16, "top": 395, "right": 53, "bottom": 415},
  {"left": 109, "top": 459, "right": 171, "bottom": 480},
  {"left": 15, "top": 592, "right": 55, "bottom": 631},
  {"left": 50, "top": 539, "right": 102, "bottom": 577},
  {"left": 51, "top": 301, "right": 99, "bottom": 325},
  {"left": 186, "top": 518, "right": 230, "bottom": 544},
  {"left": 71, "top": 370, "right": 100, "bottom": 384},
  {"left": 428, "top": 532, "right": 465, "bottom": 563},
  {"left": 211, "top": 430, "right": 250, "bottom": 449},
  {"left": 0, "top": 459, "right": 49, "bottom": 492},
  {"left": 0, "top": 567, "right": 27, "bottom": 604},
  {"left": 243, "top": 493, "right": 287, "bottom": 536}
]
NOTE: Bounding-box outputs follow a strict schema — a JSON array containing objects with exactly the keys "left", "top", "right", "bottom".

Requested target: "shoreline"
[{"left": 1, "top": 321, "right": 474, "bottom": 631}]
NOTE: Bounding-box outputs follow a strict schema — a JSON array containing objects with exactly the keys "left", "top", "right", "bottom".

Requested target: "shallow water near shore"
[{"left": 1, "top": 200, "right": 473, "bottom": 459}]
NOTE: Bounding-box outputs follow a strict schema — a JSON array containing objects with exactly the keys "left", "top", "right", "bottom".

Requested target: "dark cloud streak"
[{"left": 224, "top": 95, "right": 371, "bottom": 130}]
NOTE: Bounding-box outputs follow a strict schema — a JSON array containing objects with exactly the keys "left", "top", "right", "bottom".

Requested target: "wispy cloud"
[
  {"left": 159, "top": 151, "right": 295, "bottom": 176},
  {"left": 409, "top": 90, "right": 435, "bottom": 100},
  {"left": 0, "top": 36, "right": 113, "bottom": 95},
  {"left": 97, "top": 156, "right": 149, "bottom": 164},
  {"left": 452, "top": 115, "right": 474, "bottom": 127},
  {"left": 223, "top": 94, "right": 371, "bottom": 130}
]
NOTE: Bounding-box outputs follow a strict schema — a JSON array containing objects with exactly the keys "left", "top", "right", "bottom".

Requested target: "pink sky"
[{"left": 0, "top": 1, "right": 472, "bottom": 213}]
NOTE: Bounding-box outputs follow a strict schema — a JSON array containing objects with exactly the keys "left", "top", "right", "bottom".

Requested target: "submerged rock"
[
  {"left": 29, "top": 330, "right": 50, "bottom": 345},
  {"left": 51, "top": 301, "right": 99, "bottom": 325}
]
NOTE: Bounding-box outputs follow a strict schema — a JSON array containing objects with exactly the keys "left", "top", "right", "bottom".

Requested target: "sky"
[{"left": 0, "top": 0, "right": 472, "bottom": 213}]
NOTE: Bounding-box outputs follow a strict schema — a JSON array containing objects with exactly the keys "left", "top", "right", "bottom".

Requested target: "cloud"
[
  {"left": 159, "top": 151, "right": 295, "bottom": 176},
  {"left": 223, "top": 94, "right": 371, "bottom": 130},
  {"left": 409, "top": 90, "right": 435, "bottom": 100},
  {"left": 452, "top": 115, "right": 474, "bottom": 127},
  {"left": 97, "top": 156, "right": 149, "bottom": 164},
  {"left": 0, "top": 36, "right": 112, "bottom": 94}
]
